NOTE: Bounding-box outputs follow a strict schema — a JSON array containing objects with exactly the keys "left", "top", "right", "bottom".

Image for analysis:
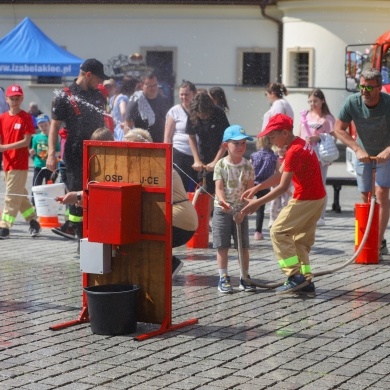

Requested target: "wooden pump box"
[{"left": 88, "top": 182, "right": 142, "bottom": 245}]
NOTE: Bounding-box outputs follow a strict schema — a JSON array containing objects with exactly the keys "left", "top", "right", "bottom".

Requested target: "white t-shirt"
[
  {"left": 166, "top": 104, "right": 192, "bottom": 155},
  {"left": 262, "top": 98, "right": 294, "bottom": 130}
]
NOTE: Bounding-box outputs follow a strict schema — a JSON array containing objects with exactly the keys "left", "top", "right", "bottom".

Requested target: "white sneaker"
[{"left": 317, "top": 218, "right": 325, "bottom": 226}]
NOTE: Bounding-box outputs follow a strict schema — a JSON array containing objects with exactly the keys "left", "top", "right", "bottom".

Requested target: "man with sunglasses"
[{"left": 334, "top": 68, "right": 390, "bottom": 259}]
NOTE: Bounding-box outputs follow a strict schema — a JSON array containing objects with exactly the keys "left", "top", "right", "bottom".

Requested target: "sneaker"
[
  {"left": 29, "top": 219, "right": 41, "bottom": 238},
  {"left": 297, "top": 281, "right": 316, "bottom": 297},
  {"left": 380, "top": 239, "right": 389, "bottom": 256},
  {"left": 317, "top": 218, "right": 325, "bottom": 227},
  {"left": 253, "top": 232, "right": 263, "bottom": 241},
  {"left": 218, "top": 274, "right": 233, "bottom": 294},
  {"left": 0, "top": 227, "right": 10, "bottom": 239},
  {"left": 172, "top": 256, "right": 183, "bottom": 278},
  {"left": 275, "top": 274, "right": 308, "bottom": 295},
  {"left": 51, "top": 220, "right": 76, "bottom": 239},
  {"left": 239, "top": 275, "right": 256, "bottom": 292}
]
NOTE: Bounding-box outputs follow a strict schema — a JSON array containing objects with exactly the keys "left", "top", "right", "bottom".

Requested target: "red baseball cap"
[
  {"left": 258, "top": 113, "right": 293, "bottom": 137},
  {"left": 6, "top": 84, "right": 23, "bottom": 97}
]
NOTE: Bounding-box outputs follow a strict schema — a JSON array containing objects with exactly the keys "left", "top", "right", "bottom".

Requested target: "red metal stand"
[{"left": 50, "top": 141, "right": 198, "bottom": 339}]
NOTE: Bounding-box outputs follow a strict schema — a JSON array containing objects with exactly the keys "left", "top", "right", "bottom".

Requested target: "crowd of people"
[{"left": 0, "top": 59, "right": 388, "bottom": 296}]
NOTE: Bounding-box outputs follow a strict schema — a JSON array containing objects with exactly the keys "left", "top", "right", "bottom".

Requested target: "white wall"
[
  {"left": 0, "top": 4, "right": 281, "bottom": 135},
  {"left": 1, "top": 1, "right": 390, "bottom": 138}
]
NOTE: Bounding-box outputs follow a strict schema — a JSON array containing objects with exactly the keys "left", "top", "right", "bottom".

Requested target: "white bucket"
[{"left": 32, "top": 183, "right": 66, "bottom": 217}]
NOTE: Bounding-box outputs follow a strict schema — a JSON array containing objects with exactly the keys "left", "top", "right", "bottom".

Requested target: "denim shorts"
[
  {"left": 212, "top": 207, "right": 249, "bottom": 249},
  {"left": 355, "top": 159, "right": 390, "bottom": 192}
]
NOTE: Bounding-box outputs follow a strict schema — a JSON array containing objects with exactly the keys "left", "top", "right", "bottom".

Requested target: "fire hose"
[{"left": 174, "top": 160, "right": 379, "bottom": 290}]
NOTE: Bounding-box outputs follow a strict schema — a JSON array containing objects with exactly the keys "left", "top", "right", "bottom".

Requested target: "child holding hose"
[
  {"left": 241, "top": 114, "right": 325, "bottom": 296},
  {"left": 213, "top": 125, "right": 255, "bottom": 293}
]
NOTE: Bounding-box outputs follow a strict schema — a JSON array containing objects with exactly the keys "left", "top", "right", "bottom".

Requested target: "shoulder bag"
[{"left": 318, "top": 133, "right": 339, "bottom": 163}]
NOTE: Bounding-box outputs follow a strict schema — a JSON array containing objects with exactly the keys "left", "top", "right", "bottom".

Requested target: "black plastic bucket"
[{"left": 84, "top": 284, "right": 140, "bottom": 335}]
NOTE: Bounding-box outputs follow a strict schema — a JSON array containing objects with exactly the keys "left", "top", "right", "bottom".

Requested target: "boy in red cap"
[
  {"left": 241, "top": 113, "right": 326, "bottom": 295},
  {"left": 0, "top": 85, "right": 41, "bottom": 238}
]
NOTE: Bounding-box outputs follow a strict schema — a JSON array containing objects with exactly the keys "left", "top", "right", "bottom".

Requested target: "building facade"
[{"left": 0, "top": 0, "right": 389, "bottom": 134}]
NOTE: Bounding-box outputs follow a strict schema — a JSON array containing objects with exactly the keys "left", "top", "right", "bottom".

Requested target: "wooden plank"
[
  {"left": 84, "top": 142, "right": 170, "bottom": 324},
  {"left": 86, "top": 145, "right": 166, "bottom": 187}
]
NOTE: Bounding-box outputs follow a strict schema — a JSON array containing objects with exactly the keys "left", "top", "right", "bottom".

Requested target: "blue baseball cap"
[
  {"left": 36, "top": 114, "right": 50, "bottom": 124},
  {"left": 223, "top": 125, "right": 254, "bottom": 142}
]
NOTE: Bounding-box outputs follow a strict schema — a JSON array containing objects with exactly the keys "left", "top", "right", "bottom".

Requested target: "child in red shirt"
[
  {"left": 241, "top": 114, "right": 326, "bottom": 296},
  {"left": 0, "top": 85, "right": 41, "bottom": 238}
]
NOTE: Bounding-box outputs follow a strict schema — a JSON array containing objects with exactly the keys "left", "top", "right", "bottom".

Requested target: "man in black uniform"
[{"left": 46, "top": 58, "right": 109, "bottom": 240}]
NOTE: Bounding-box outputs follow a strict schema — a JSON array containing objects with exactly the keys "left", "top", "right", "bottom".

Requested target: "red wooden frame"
[{"left": 50, "top": 141, "right": 198, "bottom": 340}]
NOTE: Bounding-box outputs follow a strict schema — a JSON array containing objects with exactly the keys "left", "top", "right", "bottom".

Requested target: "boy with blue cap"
[
  {"left": 213, "top": 124, "right": 255, "bottom": 293},
  {"left": 30, "top": 114, "right": 60, "bottom": 204}
]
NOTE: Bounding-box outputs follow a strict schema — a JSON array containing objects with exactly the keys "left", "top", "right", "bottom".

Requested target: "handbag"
[{"left": 318, "top": 133, "right": 339, "bottom": 163}]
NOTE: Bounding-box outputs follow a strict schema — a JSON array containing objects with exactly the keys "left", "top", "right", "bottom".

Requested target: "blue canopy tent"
[{"left": 0, "top": 17, "right": 83, "bottom": 77}]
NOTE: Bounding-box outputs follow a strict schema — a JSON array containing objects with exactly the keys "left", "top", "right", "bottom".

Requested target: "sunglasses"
[{"left": 358, "top": 84, "right": 380, "bottom": 92}]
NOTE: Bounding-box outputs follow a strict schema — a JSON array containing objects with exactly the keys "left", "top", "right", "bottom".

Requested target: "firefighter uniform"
[{"left": 51, "top": 82, "right": 106, "bottom": 235}]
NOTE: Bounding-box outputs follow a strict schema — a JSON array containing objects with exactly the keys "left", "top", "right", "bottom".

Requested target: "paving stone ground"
[{"left": 1, "top": 163, "right": 390, "bottom": 389}]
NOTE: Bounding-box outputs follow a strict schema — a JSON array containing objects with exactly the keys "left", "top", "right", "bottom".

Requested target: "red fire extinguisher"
[{"left": 355, "top": 158, "right": 379, "bottom": 264}]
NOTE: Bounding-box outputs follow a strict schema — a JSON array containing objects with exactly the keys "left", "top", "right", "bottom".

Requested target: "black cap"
[{"left": 80, "top": 58, "right": 109, "bottom": 80}]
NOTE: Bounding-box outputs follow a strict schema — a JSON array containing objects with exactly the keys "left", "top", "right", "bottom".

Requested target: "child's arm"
[
  {"left": 241, "top": 171, "right": 293, "bottom": 216},
  {"left": 215, "top": 178, "right": 231, "bottom": 212},
  {"left": 240, "top": 171, "right": 281, "bottom": 201},
  {"left": 0, "top": 133, "right": 32, "bottom": 152}
]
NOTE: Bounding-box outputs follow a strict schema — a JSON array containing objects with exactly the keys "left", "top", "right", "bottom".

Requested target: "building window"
[
  {"left": 237, "top": 48, "right": 276, "bottom": 87},
  {"left": 140, "top": 46, "right": 177, "bottom": 106},
  {"left": 286, "top": 48, "right": 314, "bottom": 88}
]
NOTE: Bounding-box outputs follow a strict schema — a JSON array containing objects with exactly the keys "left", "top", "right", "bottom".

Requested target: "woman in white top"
[
  {"left": 262, "top": 82, "right": 294, "bottom": 129},
  {"left": 299, "top": 88, "right": 336, "bottom": 226},
  {"left": 164, "top": 80, "right": 198, "bottom": 192}
]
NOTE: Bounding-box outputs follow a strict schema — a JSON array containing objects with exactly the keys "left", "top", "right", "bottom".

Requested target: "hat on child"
[
  {"left": 36, "top": 114, "right": 50, "bottom": 124},
  {"left": 258, "top": 114, "right": 293, "bottom": 137},
  {"left": 80, "top": 58, "right": 109, "bottom": 80},
  {"left": 6, "top": 84, "right": 23, "bottom": 97},
  {"left": 223, "top": 125, "right": 254, "bottom": 142}
]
